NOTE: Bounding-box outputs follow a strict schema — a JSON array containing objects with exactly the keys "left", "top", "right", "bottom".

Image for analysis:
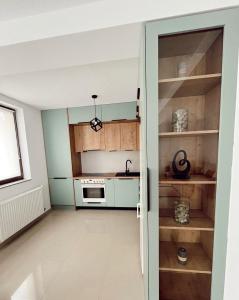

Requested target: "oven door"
[{"left": 82, "top": 184, "right": 106, "bottom": 203}]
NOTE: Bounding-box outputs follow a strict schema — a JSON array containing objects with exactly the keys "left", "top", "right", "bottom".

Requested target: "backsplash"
[{"left": 81, "top": 151, "right": 140, "bottom": 173}]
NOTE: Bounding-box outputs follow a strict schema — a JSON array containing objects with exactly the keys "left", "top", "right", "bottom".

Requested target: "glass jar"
[
  {"left": 174, "top": 199, "right": 190, "bottom": 224},
  {"left": 172, "top": 109, "right": 188, "bottom": 132}
]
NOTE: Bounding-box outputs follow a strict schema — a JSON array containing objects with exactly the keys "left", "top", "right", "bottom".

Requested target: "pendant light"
[{"left": 90, "top": 95, "right": 102, "bottom": 132}]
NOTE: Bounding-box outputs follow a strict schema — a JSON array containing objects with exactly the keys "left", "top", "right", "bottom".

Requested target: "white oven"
[{"left": 81, "top": 179, "right": 106, "bottom": 203}]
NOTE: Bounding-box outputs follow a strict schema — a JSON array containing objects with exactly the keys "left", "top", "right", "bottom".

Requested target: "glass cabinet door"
[{"left": 158, "top": 28, "right": 223, "bottom": 300}]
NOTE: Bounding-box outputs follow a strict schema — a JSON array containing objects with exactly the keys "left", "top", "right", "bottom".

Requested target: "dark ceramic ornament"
[{"left": 172, "top": 150, "right": 191, "bottom": 179}]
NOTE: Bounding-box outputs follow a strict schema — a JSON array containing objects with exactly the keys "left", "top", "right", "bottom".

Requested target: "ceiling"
[
  {"left": 0, "top": 23, "right": 141, "bottom": 109},
  {"left": 0, "top": 58, "right": 138, "bottom": 109},
  {"left": 0, "top": 24, "right": 141, "bottom": 109},
  {"left": 0, "top": 23, "right": 141, "bottom": 76},
  {"left": 0, "top": 0, "right": 101, "bottom": 21},
  {"left": 0, "top": 1, "right": 236, "bottom": 110}
]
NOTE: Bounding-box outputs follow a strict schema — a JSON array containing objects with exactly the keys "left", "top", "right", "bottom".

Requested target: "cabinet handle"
[
  {"left": 147, "top": 168, "right": 150, "bottom": 212},
  {"left": 53, "top": 177, "right": 67, "bottom": 179},
  {"left": 137, "top": 203, "right": 141, "bottom": 218}
]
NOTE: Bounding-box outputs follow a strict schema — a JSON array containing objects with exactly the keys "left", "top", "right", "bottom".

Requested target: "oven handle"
[{"left": 81, "top": 184, "right": 105, "bottom": 188}]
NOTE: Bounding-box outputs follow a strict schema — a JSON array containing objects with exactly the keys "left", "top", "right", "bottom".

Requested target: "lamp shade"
[{"left": 90, "top": 117, "right": 102, "bottom": 132}]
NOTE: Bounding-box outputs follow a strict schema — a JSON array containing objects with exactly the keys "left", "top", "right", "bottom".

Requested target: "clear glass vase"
[{"left": 174, "top": 199, "right": 190, "bottom": 224}]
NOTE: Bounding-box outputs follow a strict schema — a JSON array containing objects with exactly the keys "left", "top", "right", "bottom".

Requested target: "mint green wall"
[
  {"left": 114, "top": 179, "right": 139, "bottom": 207},
  {"left": 145, "top": 7, "right": 239, "bottom": 300},
  {"left": 49, "top": 178, "right": 74, "bottom": 205},
  {"left": 42, "top": 109, "right": 72, "bottom": 178},
  {"left": 68, "top": 101, "right": 137, "bottom": 124}
]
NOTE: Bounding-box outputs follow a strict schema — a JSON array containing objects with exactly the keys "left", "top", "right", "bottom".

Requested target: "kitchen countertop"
[{"left": 73, "top": 173, "right": 140, "bottom": 179}]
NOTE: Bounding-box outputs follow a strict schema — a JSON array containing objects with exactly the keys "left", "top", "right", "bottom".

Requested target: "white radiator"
[{"left": 0, "top": 186, "right": 44, "bottom": 242}]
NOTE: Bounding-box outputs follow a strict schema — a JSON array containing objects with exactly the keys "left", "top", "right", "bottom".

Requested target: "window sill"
[{"left": 0, "top": 178, "right": 32, "bottom": 189}]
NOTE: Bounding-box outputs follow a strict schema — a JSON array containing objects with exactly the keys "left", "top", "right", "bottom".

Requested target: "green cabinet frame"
[
  {"left": 145, "top": 8, "right": 239, "bottom": 300},
  {"left": 102, "top": 102, "right": 137, "bottom": 121},
  {"left": 68, "top": 101, "right": 137, "bottom": 124},
  {"left": 49, "top": 178, "right": 74, "bottom": 206},
  {"left": 68, "top": 105, "right": 102, "bottom": 124},
  {"left": 42, "top": 109, "right": 72, "bottom": 178}
]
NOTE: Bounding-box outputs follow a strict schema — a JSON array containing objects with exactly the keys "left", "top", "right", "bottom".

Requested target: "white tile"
[{"left": 0, "top": 209, "right": 145, "bottom": 300}]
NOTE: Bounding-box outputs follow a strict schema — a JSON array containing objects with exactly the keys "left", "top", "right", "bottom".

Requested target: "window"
[{"left": 0, "top": 105, "right": 23, "bottom": 185}]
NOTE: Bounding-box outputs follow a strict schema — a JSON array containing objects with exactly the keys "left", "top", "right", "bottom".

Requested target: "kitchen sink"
[{"left": 115, "top": 172, "right": 140, "bottom": 177}]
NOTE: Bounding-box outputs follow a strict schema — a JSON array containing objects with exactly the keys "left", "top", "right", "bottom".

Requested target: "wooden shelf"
[
  {"left": 159, "top": 175, "right": 216, "bottom": 185},
  {"left": 158, "top": 29, "right": 222, "bottom": 58},
  {"left": 159, "top": 129, "right": 219, "bottom": 138},
  {"left": 159, "top": 241, "right": 212, "bottom": 274},
  {"left": 159, "top": 209, "right": 214, "bottom": 231},
  {"left": 158, "top": 73, "right": 221, "bottom": 98}
]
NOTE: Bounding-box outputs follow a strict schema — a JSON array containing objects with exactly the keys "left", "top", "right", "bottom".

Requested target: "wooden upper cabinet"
[
  {"left": 74, "top": 125, "right": 83, "bottom": 152},
  {"left": 104, "top": 123, "right": 121, "bottom": 151},
  {"left": 74, "top": 124, "right": 105, "bottom": 152},
  {"left": 120, "top": 122, "right": 137, "bottom": 151},
  {"left": 74, "top": 120, "right": 140, "bottom": 152},
  {"left": 82, "top": 124, "right": 105, "bottom": 151},
  {"left": 136, "top": 122, "right": 140, "bottom": 150}
]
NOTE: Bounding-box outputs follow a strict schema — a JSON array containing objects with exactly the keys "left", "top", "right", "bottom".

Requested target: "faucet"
[{"left": 125, "top": 159, "right": 132, "bottom": 174}]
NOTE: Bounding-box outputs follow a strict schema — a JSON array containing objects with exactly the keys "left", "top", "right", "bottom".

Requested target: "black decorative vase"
[{"left": 172, "top": 150, "right": 191, "bottom": 179}]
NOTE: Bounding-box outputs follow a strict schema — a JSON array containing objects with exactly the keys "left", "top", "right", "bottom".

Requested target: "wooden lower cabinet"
[
  {"left": 49, "top": 178, "right": 74, "bottom": 206},
  {"left": 114, "top": 179, "right": 139, "bottom": 207}
]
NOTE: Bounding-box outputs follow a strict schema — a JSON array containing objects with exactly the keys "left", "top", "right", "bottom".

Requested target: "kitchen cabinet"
[
  {"left": 102, "top": 102, "right": 137, "bottom": 121},
  {"left": 104, "top": 122, "right": 121, "bottom": 151},
  {"left": 114, "top": 178, "right": 139, "bottom": 207},
  {"left": 68, "top": 105, "right": 102, "bottom": 124},
  {"left": 136, "top": 122, "right": 140, "bottom": 150},
  {"left": 75, "top": 124, "right": 105, "bottom": 151},
  {"left": 68, "top": 101, "right": 136, "bottom": 124},
  {"left": 105, "top": 179, "right": 115, "bottom": 206},
  {"left": 42, "top": 109, "right": 72, "bottom": 178},
  {"left": 143, "top": 8, "right": 239, "bottom": 300},
  {"left": 74, "top": 125, "right": 83, "bottom": 152},
  {"left": 74, "top": 120, "right": 139, "bottom": 152},
  {"left": 49, "top": 178, "right": 74, "bottom": 206},
  {"left": 120, "top": 122, "right": 137, "bottom": 151}
]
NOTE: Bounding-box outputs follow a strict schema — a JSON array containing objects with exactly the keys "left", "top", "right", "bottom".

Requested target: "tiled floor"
[{"left": 0, "top": 209, "right": 145, "bottom": 300}]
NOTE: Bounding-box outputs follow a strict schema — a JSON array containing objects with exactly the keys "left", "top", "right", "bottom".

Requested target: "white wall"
[
  {"left": 81, "top": 151, "right": 140, "bottom": 173},
  {"left": 0, "top": 94, "right": 50, "bottom": 210}
]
